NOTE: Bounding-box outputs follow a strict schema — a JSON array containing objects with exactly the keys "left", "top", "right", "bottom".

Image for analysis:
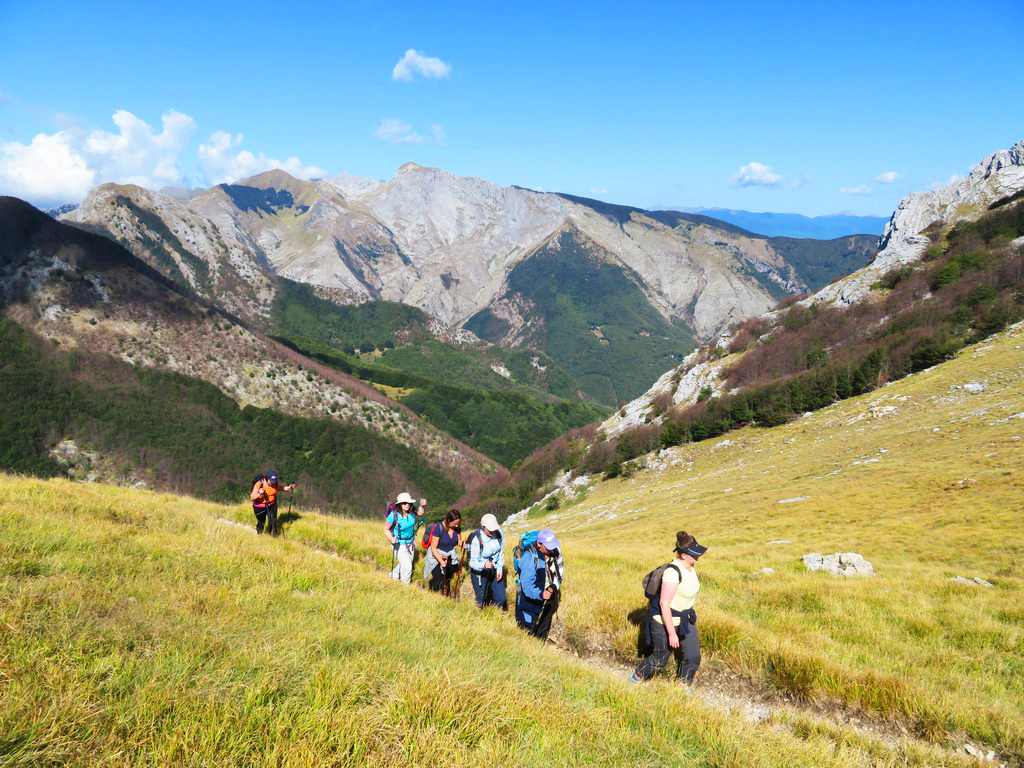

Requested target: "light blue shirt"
[
  {"left": 469, "top": 529, "right": 504, "bottom": 571},
  {"left": 386, "top": 511, "right": 417, "bottom": 542}
]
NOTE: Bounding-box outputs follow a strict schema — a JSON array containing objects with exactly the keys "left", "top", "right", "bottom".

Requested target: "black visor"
[{"left": 680, "top": 540, "right": 707, "bottom": 558}]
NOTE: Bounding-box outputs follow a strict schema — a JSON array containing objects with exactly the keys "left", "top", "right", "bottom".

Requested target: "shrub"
[
  {"left": 660, "top": 419, "right": 691, "bottom": 448},
  {"left": 805, "top": 343, "right": 827, "bottom": 369},
  {"left": 931, "top": 262, "right": 961, "bottom": 291},
  {"left": 697, "top": 385, "right": 713, "bottom": 402},
  {"left": 878, "top": 265, "right": 914, "bottom": 290},
  {"left": 577, "top": 440, "right": 616, "bottom": 476},
  {"left": 775, "top": 292, "right": 810, "bottom": 310},
  {"left": 615, "top": 424, "right": 661, "bottom": 462},
  {"left": 910, "top": 335, "right": 958, "bottom": 372},
  {"left": 923, "top": 244, "right": 944, "bottom": 261},
  {"left": 649, "top": 390, "right": 673, "bottom": 416}
]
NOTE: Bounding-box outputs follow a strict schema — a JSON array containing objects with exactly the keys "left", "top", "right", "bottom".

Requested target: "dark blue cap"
[{"left": 681, "top": 540, "right": 707, "bottom": 558}]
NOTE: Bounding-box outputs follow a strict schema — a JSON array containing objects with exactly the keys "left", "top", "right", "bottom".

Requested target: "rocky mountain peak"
[
  {"left": 817, "top": 139, "right": 1024, "bottom": 306},
  {"left": 396, "top": 161, "right": 430, "bottom": 175},
  {"left": 598, "top": 139, "right": 1024, "bottom": 435}
]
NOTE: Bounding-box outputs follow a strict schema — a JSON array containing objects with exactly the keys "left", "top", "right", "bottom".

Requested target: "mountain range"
[
  {"left": 682, "top": 208, "right": 889, "bottom": 239},
  {"left": 62, "top": 166, "right": 876, "bottom": 404},
  {"left": 0, "top": 158, "right": 902, "bottom": 511}
]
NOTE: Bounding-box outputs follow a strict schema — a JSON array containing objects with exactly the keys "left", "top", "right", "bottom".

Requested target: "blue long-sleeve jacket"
[
  {"left": 469, "top": 529, "right": 504, "bottom": 572},
  {"left": 518, "top": 548, "right": 546, "bottom": 601}
]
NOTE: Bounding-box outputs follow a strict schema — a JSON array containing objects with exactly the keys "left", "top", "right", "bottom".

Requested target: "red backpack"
[{"left": 421, "top": 521, "right": 443, "bottom": 549}]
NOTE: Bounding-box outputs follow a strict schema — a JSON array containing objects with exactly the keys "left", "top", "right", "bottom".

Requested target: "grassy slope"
[
  {"left": 511, "top": 322, "right": 1024, "bottom": 758},
  {"left": 6, "top": 337, "right": 1021, "bottom": 765},
  {"left": 3, "top": 484, "right": 971, "bottom": 767}
]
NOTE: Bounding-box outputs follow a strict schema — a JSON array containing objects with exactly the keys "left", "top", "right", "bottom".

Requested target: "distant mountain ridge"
[
  {"left": 65, "top": 166, "right": 878, "bottom": 339},
  {"left": 683, "top": 208, "right": 888, "bottom": 239}
]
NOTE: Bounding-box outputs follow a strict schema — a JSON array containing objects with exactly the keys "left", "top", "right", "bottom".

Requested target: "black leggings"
[
  {"left": 429, "top": 561, "right": 459, "bottom": 595},
  {"left": 634, "top": 619, "right": 701, "bottom": 683},
  {"left": 254, "top": 502, "right": 278, "bottom": 535}
]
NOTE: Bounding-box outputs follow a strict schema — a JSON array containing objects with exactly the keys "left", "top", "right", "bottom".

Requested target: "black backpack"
[
  {"left": 250, "top": 473, "right": 267, "bottom": 499},
  {"left": 642, "top": 563, "right": 682, "bottom": 602}
]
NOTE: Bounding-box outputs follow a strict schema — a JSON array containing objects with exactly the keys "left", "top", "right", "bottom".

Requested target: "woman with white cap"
[
  {"left": 630, "top": 530, "right": 706, "bottom": 687},
  {"left": 383, "top": 492, "right": 425, "bottom": 583},
  {"left": 467, "top": 513, "right": 507, "bottom": 609}
]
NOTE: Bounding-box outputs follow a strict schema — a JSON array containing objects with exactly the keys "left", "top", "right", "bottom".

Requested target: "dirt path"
[
  {"left": 545, "top": 630, "right": 1007, "bottom": 766},
  {"left": 214, "top": 516, "right": 1006, "bottom": 766}
]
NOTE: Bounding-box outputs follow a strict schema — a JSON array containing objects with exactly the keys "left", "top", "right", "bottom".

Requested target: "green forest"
[
  {"left": 466, "top": 230, "right": 697, "bottom": 405},
  {"left": 275, "top": 334, "right": 606, "bottom": 467},
  {"left": 0, "top": 319, "right": 461, "bottom": 516}
]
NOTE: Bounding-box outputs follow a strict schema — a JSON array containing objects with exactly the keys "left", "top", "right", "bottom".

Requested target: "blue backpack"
[{"left": 513, "top": 530, "right": 540, "bottom": 580}]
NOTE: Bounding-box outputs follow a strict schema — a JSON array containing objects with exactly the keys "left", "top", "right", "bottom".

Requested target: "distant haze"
[{"left": 682, "top": 209, "right": 888, "bottom": 240}]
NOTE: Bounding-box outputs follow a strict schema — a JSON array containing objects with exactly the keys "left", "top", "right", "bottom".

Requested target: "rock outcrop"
[
  {"left": 802, "top": 552, "right": 874, "bottom": 577},
  {"left": 815, "top": 140, "right": 1024, "bottom": 307}
]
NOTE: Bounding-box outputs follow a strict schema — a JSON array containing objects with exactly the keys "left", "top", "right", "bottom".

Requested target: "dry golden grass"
[
  {"left": 0, "top": 480, "right": 980, "bottom": 766},
  {"left": 509, "top": 322, "right": 1024, "bottom": 759},
  {"left": 3, "top": 327, "right": 1023, "bottom": 765}
]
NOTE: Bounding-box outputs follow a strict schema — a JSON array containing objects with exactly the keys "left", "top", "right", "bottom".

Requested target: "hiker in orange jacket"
[{"left": 251, "top": 471, "right": 296, "bottom": 535}]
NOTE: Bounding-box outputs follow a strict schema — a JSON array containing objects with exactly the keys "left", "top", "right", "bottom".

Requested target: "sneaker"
[{"left": 628, "top": 673, "right": 641, "bottom": 684}]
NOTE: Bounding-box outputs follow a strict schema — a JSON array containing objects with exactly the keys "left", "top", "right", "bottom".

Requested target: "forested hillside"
[
  {"left": 0, "top": 318, "right": 462, "bottom": 514},
  {"left": 273, "top": 278, "right": 608, "bottom": 466}
]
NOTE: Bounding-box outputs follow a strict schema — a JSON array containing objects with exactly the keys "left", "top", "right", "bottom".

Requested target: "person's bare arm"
[{"left": 660, "top": 580, "right": 680, "bottom": 648}]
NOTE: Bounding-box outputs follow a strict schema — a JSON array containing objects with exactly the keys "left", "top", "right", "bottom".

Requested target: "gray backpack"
[{"left": 642, "top": 563, "right": 682, "bottom": 602}]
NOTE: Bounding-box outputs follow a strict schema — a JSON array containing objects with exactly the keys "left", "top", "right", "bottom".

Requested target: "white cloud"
[
  {"left": 374, "top": 118, "right": 447, "bottom": 146},
  {"left": 85, "top": 109, "right": 195, "bottom": 187},
  {"left": 198, "top": 132, "right": 327, "bottom": 185},
  {"left": 874, "top": 171, "right": 902, "bottom": 184},
  {"left": 590, "top": 188, "right": 608, "bottom": 194},
  {"left": 0, "top": 110, "right": 329, "bottom": 202},
  {"left": 374, "top": 119, "right": 426, "bottom": 144},
  {"left": 0, "top": 131, "right": 95, "bottom": 203},
  {"left": 731, "top": 162, "right": 781, "bottom": 187},
  {"left": 840, "top": 184, "right": 872, "bottom": 195},
  {"left": 0, "top": 109, "right": 196, "bottom": 205},
  {"left": 392, "top": 49, "right": 452, "bottom": 81}
]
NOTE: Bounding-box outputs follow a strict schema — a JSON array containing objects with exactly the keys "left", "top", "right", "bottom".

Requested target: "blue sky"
[{"left": 1, "top": 0, "right": 1022, "bottom": 215}]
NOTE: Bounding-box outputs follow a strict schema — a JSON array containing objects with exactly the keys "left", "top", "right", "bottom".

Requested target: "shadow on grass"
[{"left": 628, "top": 605, "right": 650, "bottom": 658}]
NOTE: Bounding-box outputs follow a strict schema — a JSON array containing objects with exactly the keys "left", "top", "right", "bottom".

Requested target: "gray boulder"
[{"left": 802, "top": 552, "right": 874, "bottom": 577}]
